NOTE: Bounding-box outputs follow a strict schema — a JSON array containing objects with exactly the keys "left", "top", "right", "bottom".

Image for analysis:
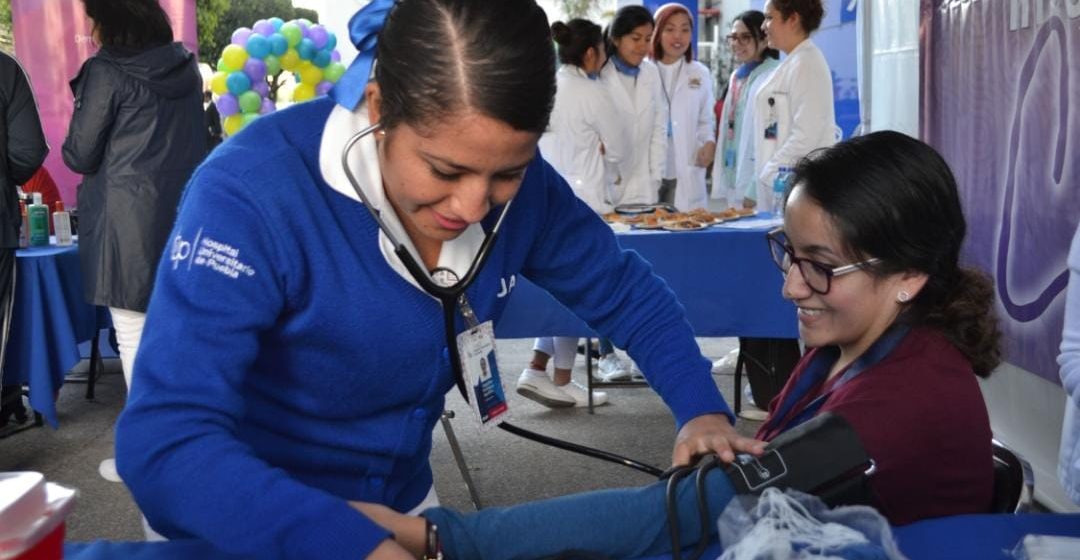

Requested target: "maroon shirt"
[{"left": 756, "top": 326, "right": 993, "bottom": 525}]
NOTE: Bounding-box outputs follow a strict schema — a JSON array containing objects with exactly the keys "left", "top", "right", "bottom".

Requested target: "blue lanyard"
[{"left": 767, "top": 324, "right": 912, "bottom": 435}]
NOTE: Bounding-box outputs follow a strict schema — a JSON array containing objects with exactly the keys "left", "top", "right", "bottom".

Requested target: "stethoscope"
[{"left": 340, "top": 123, "right": 664, "bottom": 485}]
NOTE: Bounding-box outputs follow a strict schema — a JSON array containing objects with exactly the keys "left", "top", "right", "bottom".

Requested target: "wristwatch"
[{"left": 423, "top": 517, "right": 442, "bottom": 560}]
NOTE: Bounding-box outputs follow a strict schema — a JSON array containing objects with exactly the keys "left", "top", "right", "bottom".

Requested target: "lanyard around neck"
[{"left": 658, "top": 59, "right": 684, "bottom": 108}]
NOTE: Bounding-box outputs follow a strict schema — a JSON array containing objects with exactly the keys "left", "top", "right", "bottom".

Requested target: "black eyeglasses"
[
  {"left": 725, "top": 33, "right": 754, "bottom": 45},
  {"left": 766, "top": 228, "right": 880, "bottom": 295}
]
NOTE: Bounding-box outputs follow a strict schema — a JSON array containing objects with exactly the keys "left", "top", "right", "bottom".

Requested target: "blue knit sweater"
[{"left": 116, "top": 97, "right": 731, "bottom": 559}]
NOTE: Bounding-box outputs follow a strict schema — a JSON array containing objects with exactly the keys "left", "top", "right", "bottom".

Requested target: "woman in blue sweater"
[{"left": 115, "top": 1, "right": 762, "bottom": 558}]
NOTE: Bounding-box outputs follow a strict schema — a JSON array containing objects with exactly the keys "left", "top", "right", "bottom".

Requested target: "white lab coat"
[
  {"left": 657, "top": 59, "right": 716, "bottom": 211},
  {"left": 538, "top": 66, "right": 629, "bottom": 214},
  {"left": 712, "top": 58, "right": 779, "bottom": 206},
  {"left": 751, "top": 39, "right": 836, "bottom": 211},
  {"left": 600, "top": 59, "right": 667, "bottom": 206},
  {"left": 1058, "top": 226, "right": 1080, "bottom": 505}
]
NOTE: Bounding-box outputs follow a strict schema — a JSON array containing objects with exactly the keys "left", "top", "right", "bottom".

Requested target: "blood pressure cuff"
[{"left": 724, "top": 412, "right": 875, "bottom": 507}]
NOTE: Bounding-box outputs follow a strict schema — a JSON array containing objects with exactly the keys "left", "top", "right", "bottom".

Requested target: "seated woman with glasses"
[{"left": 337, "top": 131, "right": 1001, "bottom": 560}]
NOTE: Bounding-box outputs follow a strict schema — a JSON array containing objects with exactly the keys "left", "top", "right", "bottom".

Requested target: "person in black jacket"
[
  {"left": 0, "top": 51, "right": 48, "bottom": 428},
  {"left": 204, "top": 90, "right": 222, "bottom": 153},
  {"left": 62, "top": 0, "right": 203, "bottom": 400}
]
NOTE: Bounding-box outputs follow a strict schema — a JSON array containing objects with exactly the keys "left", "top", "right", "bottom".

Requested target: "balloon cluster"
[{"left": 210, "top": 17, "right": 347, "bottom": 136}]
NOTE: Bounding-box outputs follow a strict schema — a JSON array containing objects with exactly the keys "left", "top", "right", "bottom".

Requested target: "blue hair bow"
[{"left": 329, "top": 0, "right": 396, "bottom": 111}]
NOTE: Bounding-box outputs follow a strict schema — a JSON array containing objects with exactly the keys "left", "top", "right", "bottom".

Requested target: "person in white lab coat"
[
  {"left": 1058, "top": 225, "right": 1080, "bottom": 505},
  {"left": 753, "top": 0, "right": 836, "bottom": 212},
  {"left": 651, "top": 3, "right": 715, "bottom": 211},
  {"left": 712, "top": 10, "right": 780, "bottom": 209},
  {"left": 518, "top": 18, "right": 625, "bottom": 408},
  {"left": 600, "top": 5, "right": 666, "bottom": 207}
]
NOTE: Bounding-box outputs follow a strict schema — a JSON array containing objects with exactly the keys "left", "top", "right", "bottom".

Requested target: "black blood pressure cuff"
[{"left": 724, "top": 412, "right": 876, "bottom": 507}]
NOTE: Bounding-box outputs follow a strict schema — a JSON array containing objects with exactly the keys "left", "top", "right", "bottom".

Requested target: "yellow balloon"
[
  {"left": 299, "top": 66, "right": 323, "bottom": 85},
  {"left": 279, "top": 49, "right": 301, "bottom": 71},
  {"left": 293, "top": 83, "right": 316, "bottom": 102},
  {"left": 223, "top": 114, "right": 244, "bottom": 136},
  {"left": 221, "top": 44, "right": 249, "bottom": 71},
  {"left": 210, "top": 72, "right": 229, "bottom": 95}
]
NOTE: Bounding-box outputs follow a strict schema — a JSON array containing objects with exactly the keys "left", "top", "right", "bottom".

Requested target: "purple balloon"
[
  {"left": 243, "top": 58, "right": 267, "bottom": 82},
  {"left": 308, "top": 25, "right": 329, "bottom": 50},
  {"left": 259, "top": 98, "right": 276, "bottom": 115},
  {"left": 315, "top": 80, "right": 333, "bottom": 96},
  {"left": 216, "top": 94, "right": 239, "bottom": 117},
  {"left": 252, "top": 19, "right": 275, "bottom": 37},
  {"left": 252, "top": 81, "right": 270, "bottom": 98},
  {"left": 231, "top": 27, "right": 252, "bottom": 46},
  {"left": 330, "top": 50, "right": 341, "bottom": 62}
]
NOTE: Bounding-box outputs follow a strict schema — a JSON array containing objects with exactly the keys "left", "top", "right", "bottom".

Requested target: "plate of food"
[
  {"left": 712, "top": 207, "right": 758, "bottom": 223},
  {"left": 662, "top": 220, "right": 709, "bottom": 232}
]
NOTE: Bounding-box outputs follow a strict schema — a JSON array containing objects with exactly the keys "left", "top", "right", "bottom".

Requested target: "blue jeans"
[{"left": 423, "top": 467, "right": 736, "bottom": 559}]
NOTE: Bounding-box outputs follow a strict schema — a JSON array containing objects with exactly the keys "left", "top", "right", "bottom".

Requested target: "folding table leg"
[
  {"left": 86, "top": 331, "right": 101, "bottom": 400},
  {"left": 586, "top": 337, "right": 595, "bottom": 415},
  {"left": 439, "top": 410, "right": 482, "bottom": 510},
  {"left": 733, "top": 339, "right": 747, "bottom": 414}
]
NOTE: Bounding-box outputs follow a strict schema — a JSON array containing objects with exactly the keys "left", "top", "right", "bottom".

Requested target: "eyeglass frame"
[
  {"left": 725, "top": 32, "right": 755, "bottom": 45},
  {"left": 766, "top": 227, "right": 881, "bottom": 295}
]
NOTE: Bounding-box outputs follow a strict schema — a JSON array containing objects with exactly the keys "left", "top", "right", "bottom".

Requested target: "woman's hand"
[
  {"left": 695, "top": 142, "right": 716, "bottom": 167},
  {"left": 350, "top": 501, "right": 426, "bottom": 558},
  {"left": 671, "top": 413, "right": 766, "bottom": 466}
]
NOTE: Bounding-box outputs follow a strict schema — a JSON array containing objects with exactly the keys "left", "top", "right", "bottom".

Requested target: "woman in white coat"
[
  {"left": 600, "top": 5, "right": 666, "bottom": 206},
  {"left": 712, "top": 10, "right": 780, "bottom": 209},
  {"left": 651, "top": 3, "right": 716, "bottom": 211},
  {"left": 753, "top": 0, "right": 836, "bottom": 212},
  {"left": 517, "top": 18, "right": 626, "bottom": 408}
]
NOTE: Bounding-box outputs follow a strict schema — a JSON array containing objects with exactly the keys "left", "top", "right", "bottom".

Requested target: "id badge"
[
  {"left": 667, "top": 120, "right": 673, "bottom": 138},
  {"left": 457, "top": 321, "right": 509, "bottom": 427},
  {"left": 724, "top": 147, "right": 736, "bottom": 168},
  {"left": 764, "top": 122, "right": 778, "bottom": 140}
]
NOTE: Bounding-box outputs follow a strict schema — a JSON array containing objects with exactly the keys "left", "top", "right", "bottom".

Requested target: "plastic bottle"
[
  {"left": 772, "top": 165, "right": 792, "bottom": 212},
  {"left": 18, "top": 201, "right": 29, "bottom": 248},
  {"left": 53, "top": 201, "right": 73, "bottom": 246},
  {"left": 27, "top": 192, "right": 49, "bottom": 247}
]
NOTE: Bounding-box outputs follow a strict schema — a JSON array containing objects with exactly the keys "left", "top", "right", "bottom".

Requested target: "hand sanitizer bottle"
[
  {"left": 53, "top": 201, "right": 73, "bottom": 246},
  {"left": 27, "top": 192, "right": 49, "bottom": 247}
]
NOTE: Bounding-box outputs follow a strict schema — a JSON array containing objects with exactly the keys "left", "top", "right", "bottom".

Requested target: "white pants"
[
  {"left": 108, "top": 307, "right": 146, "bottom": 391},
  {"left": 532, "top": 337, "right": 578, "bottom": 370}
]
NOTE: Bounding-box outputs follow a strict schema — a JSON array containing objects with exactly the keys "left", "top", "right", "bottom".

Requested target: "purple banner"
[
  {"left": 12, "top": 0, "right": 197, "bottom": 206},
  {"left": 921, "top": 0, "right": 1080, "bottom": 383}
]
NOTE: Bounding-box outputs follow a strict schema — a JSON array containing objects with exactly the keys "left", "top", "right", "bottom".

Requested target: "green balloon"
[
  {"left": 323, "top": 62, "right": 346, "bottom": 83},
  {"left": 280, "top": 22, "right": 303, "bottom": 47},
  {"left": 241, "top": 113, "right": 260, "bottom": 127},
  {"left": 216, "top": 58, "right": 232, "bottom": 72},
  {"left": 265, "top": 54, "right": 281, "bottom": 76},
  {"left": 239, "top": 91, "right": 262, "bottom": 114}
]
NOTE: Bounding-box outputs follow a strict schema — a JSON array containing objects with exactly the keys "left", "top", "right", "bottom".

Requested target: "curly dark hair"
[
  {"left": 789, "top": 131, "right": 1002, "bottom": 376},
  {"left": 769, "top": 0, "right": 825, "bottom": 34}
]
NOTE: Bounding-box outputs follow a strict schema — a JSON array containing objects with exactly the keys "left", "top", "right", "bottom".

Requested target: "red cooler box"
[{"left": 0, "top": 472, "right": 76, "bottom": 560}]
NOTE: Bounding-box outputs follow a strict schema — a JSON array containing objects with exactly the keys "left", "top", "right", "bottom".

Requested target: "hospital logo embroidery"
[
  {"left": 171, "top": 228, "right": 257, "bottom": 280},
  {"left": 689, "top": 77, "right": 701, "bottom": 89}
]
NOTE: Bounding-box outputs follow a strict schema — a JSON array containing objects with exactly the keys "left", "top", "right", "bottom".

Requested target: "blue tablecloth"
[
  {"left": 3, "top": 244, "right": 102, "bottom": 427},
  {"left": 495, "top": 223, "right": 798, "bottom": 339},
  {"left": 61, "top": 513, "right": 1080, "bottom": 559}
]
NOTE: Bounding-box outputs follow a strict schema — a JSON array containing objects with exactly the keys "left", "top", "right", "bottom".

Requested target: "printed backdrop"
[
  {"left": 12, "top": 0, "right": 198, "bottom": 205},
  {"left": 921, "top": 0, "right": 1080, "bottom": 382}
]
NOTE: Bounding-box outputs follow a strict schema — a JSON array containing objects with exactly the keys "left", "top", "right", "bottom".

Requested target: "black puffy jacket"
[
  {"left": 63, "top": 42, "right": 204, "bottom": 311},
  {"left": 0, "top": 52, "right": 48, "bottom": 248}
]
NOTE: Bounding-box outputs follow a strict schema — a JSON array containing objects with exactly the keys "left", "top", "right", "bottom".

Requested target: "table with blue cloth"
[
  {"left": 60, "top": 513, "right": 1080, "bottom": 559},
  {"left": 495, "top": 220, "right": 798, "bottom": 339},
  {"left": 2, "top": 244, "right": 104, "bottom": 428}
]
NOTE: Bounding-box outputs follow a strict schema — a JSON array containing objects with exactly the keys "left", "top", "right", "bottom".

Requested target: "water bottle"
[{"left": 772, "top": 166, "right": 792, "bottom": 211}]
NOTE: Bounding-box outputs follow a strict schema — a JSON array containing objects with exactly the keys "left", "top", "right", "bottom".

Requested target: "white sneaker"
[
  {"left": 99, "top": 457, "right": 122, "bottom": 483},
  {"left": 557, "top": 381, "right": 608, "bottom": 407},
  {"left": 598, "top": 354, "right": 631, "bottom": 381},
  {"left": 516, "top": 368, "right": 575, "bottom": 408},
  {"left": 711, "top": 348, "right": 740, "bottom": 375}
]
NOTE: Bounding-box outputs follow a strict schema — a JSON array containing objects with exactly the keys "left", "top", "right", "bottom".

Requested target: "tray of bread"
[{"left": 602, "top": 207, "right": 757, "bottom": 230}]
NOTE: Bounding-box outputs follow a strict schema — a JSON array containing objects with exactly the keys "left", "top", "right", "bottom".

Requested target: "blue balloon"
[
  {"left": 297, "top": 38, "right": 316, "bottom": 61},
  {"left": 269, "top": 34, "right": 289, "bottom": 56},
  {"left": 313, "top": 50, "right": 332, "bottom": 68},
  {"left": 326, "top": 33, "right": 337, "bottom": 52},
  {"left": 269, "top": 17, "right": 285, "bottom": 31},
  {"left": 245, "top": 35, "right": 271, "bottom": 59},
  {"left": 226, "top": 71, "right": 252, "bottom": 95}
]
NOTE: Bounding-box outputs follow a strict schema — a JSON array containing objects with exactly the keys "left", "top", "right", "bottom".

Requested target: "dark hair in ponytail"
[
  {"left": 376, "top": 0, "right": 555, "bottom": 134},
  {"left": 551, "top": 19, "right": 603, "bottom": 68},
  {"left": 790, "top": 130, "right": 1002, "bottom": 376},
  {"left": 733, "top": 10, "right": 779, "bottom": 60}
]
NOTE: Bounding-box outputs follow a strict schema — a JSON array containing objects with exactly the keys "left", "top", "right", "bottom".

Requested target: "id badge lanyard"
[{"left": 341, "top": 124, "right": 664, "bottom": 475}]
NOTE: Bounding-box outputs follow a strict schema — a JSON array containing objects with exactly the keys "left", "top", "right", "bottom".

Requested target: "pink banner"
[
  {"left": 12, "top": 0, "right": 197, "bottom": 205},
  {"left": 921, "top": 1, "right": 1080, "bottom": 382}
]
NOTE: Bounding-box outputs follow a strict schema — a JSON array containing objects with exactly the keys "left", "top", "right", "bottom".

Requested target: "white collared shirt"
[{"left": 318, "top": 104, "right": 485, "bottom": 293}]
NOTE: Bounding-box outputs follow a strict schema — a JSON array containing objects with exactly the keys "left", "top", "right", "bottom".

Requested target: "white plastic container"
[{"left": 0, "top": 472, "right": 76, "bottom": 560}]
